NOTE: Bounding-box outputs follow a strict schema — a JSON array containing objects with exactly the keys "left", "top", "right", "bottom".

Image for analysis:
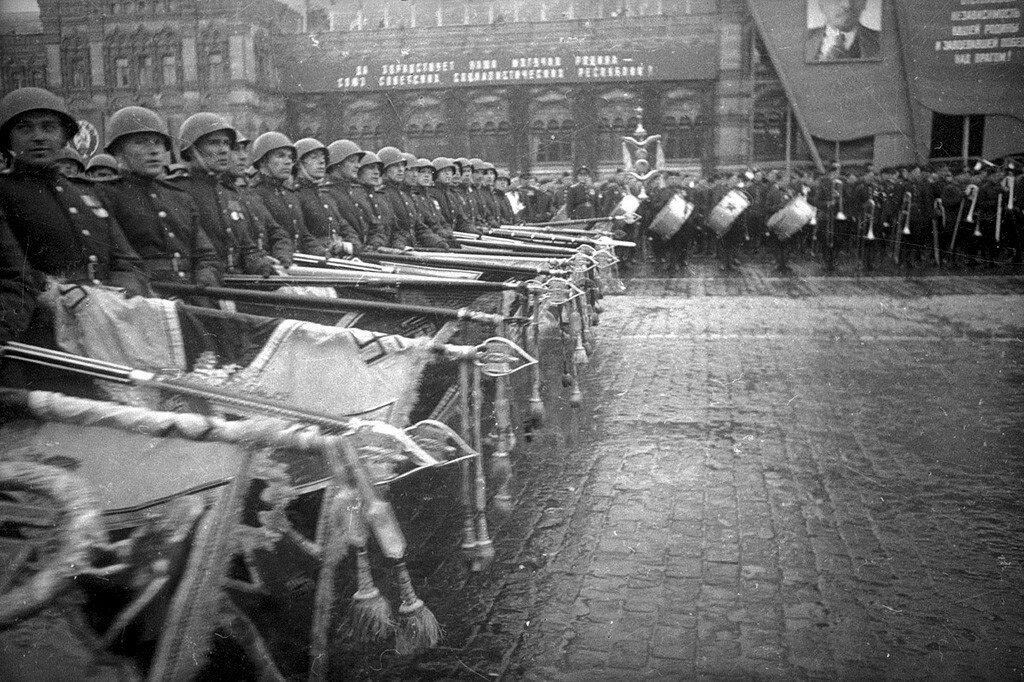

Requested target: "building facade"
[{"left": 2, "top": 0, "right": 1021, "bottom": 173}]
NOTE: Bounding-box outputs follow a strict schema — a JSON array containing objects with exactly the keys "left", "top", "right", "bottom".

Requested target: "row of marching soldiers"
[
  {"left": 595, "top": 160, "right": 1023, "bottom": 274},
  {"left": 0, "top": 86, "right": 525, "bottom": 348}
]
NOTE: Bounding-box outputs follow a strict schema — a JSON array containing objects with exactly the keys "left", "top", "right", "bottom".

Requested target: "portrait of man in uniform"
[{"left": 805, "top": 0, "right": 882, "bottom": 63}]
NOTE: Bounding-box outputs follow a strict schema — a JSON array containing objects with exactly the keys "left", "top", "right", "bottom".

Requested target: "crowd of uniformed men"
[{"left": 1, "top": 86, "right": 1022, "bottom": 347}]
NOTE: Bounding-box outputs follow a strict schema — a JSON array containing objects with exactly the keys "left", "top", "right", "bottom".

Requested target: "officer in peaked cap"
[
  {"left": 85, "top": 153, "right": 119, "bottom": 180},
  {"left": 99, "top": 105, "right": 221, "bottom": 287},
  {"left": 175, "top": 112, "right": 276, "bottom": 275},
  {"left": 292, "top": 137, "right": 361, "bottom": 256},
  {"left": 566, "top": 165, "right": 598, "bottom": 220},
  {"left": 0, "top": 87, "right": 147, "bottom": 298}
]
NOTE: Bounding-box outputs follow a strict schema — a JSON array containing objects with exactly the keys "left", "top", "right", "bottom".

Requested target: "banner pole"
[{"left": 785, "top": 104, "right": 793, "bottom": 178}]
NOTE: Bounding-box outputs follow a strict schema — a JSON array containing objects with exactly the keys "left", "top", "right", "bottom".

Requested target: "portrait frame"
[{"left": 805, "top": 0, "right": 884, "bottom": 64}]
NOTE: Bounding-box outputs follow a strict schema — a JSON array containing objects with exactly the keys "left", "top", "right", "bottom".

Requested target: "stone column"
[
  {"left": 442, "top": 89, "right": 468, "bottom": 158},
  {"left": 570, "top": 86, "right": 598, "bottom": 172},
  {"left": 507, "top": 85, "right": 530, "bottom": 174},
  {"left": 89, "top": 41, "right": 104, "bottom": 88},
  {"left": 46, "top": 44, "right": 61, "bottom": 88}
]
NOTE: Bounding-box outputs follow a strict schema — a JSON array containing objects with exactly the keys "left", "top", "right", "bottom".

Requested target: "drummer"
[{"left": 765, "top": 171, "right": 796, "bottom": 274}]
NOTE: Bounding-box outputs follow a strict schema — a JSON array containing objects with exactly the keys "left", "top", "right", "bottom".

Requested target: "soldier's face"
[
  {"left": 436, "top": 167, "right": 454, "bottom": 184},
  {"left": 261, "top": 148, "right": 294, "bottom": 181},
  {"left": 116, "top": 132, "right": 168, "bottom": 178},
  {"left": 194, "top": 130, "right": 233, "bottom": 172},
  {"left": 461, "top": 167, "right": 473, "bottom": 183},
  {"left": 496, "top": 178, "right": 509, "bottom": 191},
  {"left": 7, "top": 111, "right": 69, "bottom": 167},
  {"left": 481, "top": 172, "right": 494, "bottom": 187},
  {"left": 418, "top": 168, "right": 433, "bottom": 186},
  {"left": 335, "top": 154, "right": 361, "bottom": 180},
  {"left": 86, "top": 167, "right": 118, "bottom": 180},
  {"left": 231, "top": 145, "right": 251, "bottom": 176},
  {"left": 358, "top": 164, "right": 381, "bottom": 186},
  {"left": 818, "top": 0, "right": 866, "bottom": 32},
  {"left": 55, "top": 159, "right": 82, "bottom": 178},
  {"left": 300, "top": 149, "right": 326, "bottom": 180},
  {"left": 384, "top": 163, "right": 405, "bottom": 183}
]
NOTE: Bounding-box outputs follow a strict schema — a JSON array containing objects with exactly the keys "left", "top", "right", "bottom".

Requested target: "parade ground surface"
[{"left": 363, "top": 262, "right": 1024, "bottom": 681}]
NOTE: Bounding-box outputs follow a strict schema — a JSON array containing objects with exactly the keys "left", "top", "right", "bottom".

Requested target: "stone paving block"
[
  {"left": 651, "top": 626, "right": 698, "bottom": 660},
  {"left": 665, "top": 557, "right": 702, "bottom": 578},
  {"left": 607, "top": 639, "right": 650, "bottom": 669}
]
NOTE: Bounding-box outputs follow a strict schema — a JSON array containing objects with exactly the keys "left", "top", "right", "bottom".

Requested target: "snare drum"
[
  {"left": 767, "top": 195, "right": 817, "bottom": 241},
  {"left": 647, "top": 194, "right": 695, "bottom": 239},
  {"left": 707, "top": 189, "right": 750, "bottom": 237}
]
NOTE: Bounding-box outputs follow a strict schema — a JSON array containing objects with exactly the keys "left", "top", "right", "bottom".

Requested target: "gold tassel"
[
  {"left": 392, "top": 560, "right": 442, "bottom": 655},
  {"left": 339, "top": 492, "right": 394, "bottom": 644}
]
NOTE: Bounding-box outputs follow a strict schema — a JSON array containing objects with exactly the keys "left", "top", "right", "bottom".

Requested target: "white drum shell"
[
  {"left": 707, "top": 189, "right": 750, "bottom": 237},
  {"left": 767, "top": 195, "right": 817, "bottom": 240},
  {"left": 648, "top": 195, "right": 695, "bottom": 239}
]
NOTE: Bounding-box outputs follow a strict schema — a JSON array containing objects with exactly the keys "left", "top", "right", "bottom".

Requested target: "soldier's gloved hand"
[
  {"left": 258, "top": 257, "right": 278, "bottom": 278},
  {"left": 327, "top": 239, "right": 355, "bottom": 257},
  {"left": 194, "top": 269, "right": 221, "bottom": 289}
]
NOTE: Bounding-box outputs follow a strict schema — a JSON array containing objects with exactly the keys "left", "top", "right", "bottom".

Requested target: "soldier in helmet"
[
  {"left": 225, "top": 131, "right": 289, "bottom": 265},
  {"left": 174, "top": 112, "right": 276, "bottom": 275},
  {"left": 323, "top": 139, "right": 382, "bottom": 249},
  {"left": 85, "top": 153, "right": 119, "bottom": 181},
  {"left": 475, "top": 161, "right": 502, "bottom": 227},
  {"left": 493, "top": 168, "right": 517, "bottom": 225},
  {"left": 293, "top": 137, "right": 360, "bottom": 256},
  {"left": 98, "top": 105, "right": 221, "bottom": 288},
  {"left": 249, "top": 131, "right": 310, "bottom": 265},
  {"left": 54, "top": 146, "right": 85, "bottom": 178},
  {"left": 429, "top": 156, "right": 472, "bottom": 241},
  {"left": 452, "top": 157, "right": 483, "bottom": 232},
  {"left": 407, "top": 157, "right": 455, "bottom": 248},
  {"left": 351, "top": 151, "right": 395, "bottom": 250},
  {"left": 0, "top": 87, "right": 146, "bottom": 296},
  {"left": 378, "top": 146, "right": 447, "bottom": 249}
]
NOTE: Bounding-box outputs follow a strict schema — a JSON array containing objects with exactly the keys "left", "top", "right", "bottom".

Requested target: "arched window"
[
  {"left": 198, "top": 28, "right": 228, "bottom": 88},
  {"left": 156, "top": 30, "right": 180, "bottom": 87},
  {"left": 752, "top": 90, "right": 789, "bottom": 162},
  {"left": 62, "top": 35, "right": 90, "bottom": 90}
]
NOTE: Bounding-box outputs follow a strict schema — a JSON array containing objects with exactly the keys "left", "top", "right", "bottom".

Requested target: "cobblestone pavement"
[{"left": 373, "top": 269, "right": 1024, "bottom": 681}]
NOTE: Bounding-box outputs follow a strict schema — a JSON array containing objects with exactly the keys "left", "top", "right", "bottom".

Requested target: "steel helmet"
[
  {"left": 357, "top": 151, "right": 383, "bottom": 171},
  {"left": 326, "top": 139, "right": 364, "bottom": 168},
  {"left": 377, "top": 146, "right": 406, "bottom": 169},
  {"left": 478, "top": 161, "right": 496, "bottom": 174},
  {"left": 55, "top": 146, "right": 85, "bottom": 171},
  {"left": 401, "top": 151, "right": 418, "bottom": 166},
  {"left": 496, "top": 168, "right": 511, "bottom": 180},
  {"left": 0, "top": 87, "right": 79, "bottom": 152},
  {"left": 251, "top": 131, "right": 296, "bottom": 166},
  {"left": 294, "top": 137, "right": 327, "bottom": 160},
  {"left": 178, "top": 112, "right": 236, "bottom": 153},
  {"left": 233, "top": 130, "right": 252, "bottom": 148},
  {"left": 105, "top": 106, "right": 170, "bottom": 153},
  {"left": 86, "top": 153, "right": 118, "bottom": 172},
  {"left": 431, "top": 156, "right": 457, "bottom": 174},
  {"left": 468, "top": 157, "right": 484, "bottom": 171},
  {"left": 414, "top": 157, "right": 433, "bottom": 171},
  {"left": 453, "top": 157, "right": 472, "bottom": 171}
]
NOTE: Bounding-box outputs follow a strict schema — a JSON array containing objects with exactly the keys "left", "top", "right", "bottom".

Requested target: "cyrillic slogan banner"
[{"left": 896, "top": 0, "right": 1024, "bottom": 118}]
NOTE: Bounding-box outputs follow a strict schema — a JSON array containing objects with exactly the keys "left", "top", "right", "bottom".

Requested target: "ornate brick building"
[{"left": 2, "top": 0, "right": 1020, "bottom": 172}]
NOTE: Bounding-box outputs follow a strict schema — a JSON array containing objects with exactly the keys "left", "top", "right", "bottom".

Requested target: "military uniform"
[
  {"left": 410, "top": 184, "right": 456, "bottom": 248},
  {"left": 99, "top": 173, "right": 221, "bottom": 285},
  {"left": 249, "top": 175, "right": 305, "bottom": 264},
  {"left": 0, "top": 160, "right": 146, "bottom": 292},
  {"left": 175, "top": 170, "right": 273, "bottom": 275},
  {"left": 323, "top": 177, "right": 382, "bottom": 249},
  {"left": 566, "top": 179, "right": 599, "bottom": 219},
  {"left": 522, "top": 184, "right": 555, "bottom": 223},
  {"left": 0, "top": 208, "right": 38, "bottom": 344},
  {"left": 381, "top": 178, "right": 447, "bottom": 249},
  {"left": 294, "top": 174, "right": 361, "bottom": 255}
]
